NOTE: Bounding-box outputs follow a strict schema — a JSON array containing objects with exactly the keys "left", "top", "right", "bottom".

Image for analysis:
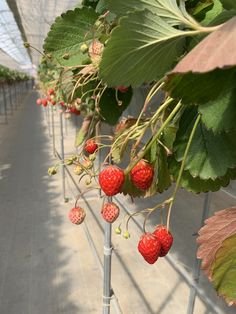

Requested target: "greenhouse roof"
[{"left": 0, "top": 0, "right": 80, "bottom": 72}]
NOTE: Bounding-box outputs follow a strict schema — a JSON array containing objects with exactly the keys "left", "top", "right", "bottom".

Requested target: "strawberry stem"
[
  {"left": 166, "top": 114, "right": 201, "bottom": 231},
  {"left": 124, "top": 100, "right": 182, "bottom": 175}
]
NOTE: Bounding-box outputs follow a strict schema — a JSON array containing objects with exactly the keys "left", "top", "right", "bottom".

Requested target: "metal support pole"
[
  {"left": 59, "top": 111, "right": 66, "bottom": 201},
  {"left": 187, "top": 192, "right": 212, "bottom": 314},
  {"left": 51, "top": 105, "right": 56, "bottom": 156},
  {"left": 47, "top": 105, "right": 52, "bottom": 136},
  {"left": 103, "top": 215, "right": 112, "bottom": 314},
  {"left": 7, "top": 84, "right": 13, "bottom": 115},
  {"left": 14, "top": 83, "right": 18, "bottom": 109},
  {"left": 2, "top": 84, "right": 8, "bottom": 124}
]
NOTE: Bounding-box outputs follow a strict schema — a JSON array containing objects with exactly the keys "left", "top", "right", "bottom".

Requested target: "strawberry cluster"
[{"left": 138, "top": 225, "right": 173, "bottom": 264}]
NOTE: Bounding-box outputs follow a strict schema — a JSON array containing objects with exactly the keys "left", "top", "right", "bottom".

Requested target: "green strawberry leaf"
[
  {"left": 43, "top": 7, "right": 98, "bottom": 66},
  {"left": 169, "top": 158, "right": 236, "bottom": 193},
  {"left": 105, "top": 0, "right": 198, "bottom": 26},
  {"left": 220, "top": 0, "right": 236, "bottom": 10},
  {"left": 199, "top": 87, "right": 236, "bottom": 133},
  {"left": 99, "top": 9, "right": 187, "bottom": 87},
  {"left": 99, "top": 87, "right": 133, "bottom": 125},
  {"left": 174, "top": 107, "right": 236, "bottom": 180},
  {"left": 212, "top": 234, "right": 236, "bottom": 306}
]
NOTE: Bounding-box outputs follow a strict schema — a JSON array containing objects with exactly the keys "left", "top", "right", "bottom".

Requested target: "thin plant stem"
[
  {"left": 166, "top": 114, "right": 201, "bottom": 231},
  {"left": 125, "top": 100, "right": 182, "bottom": 175}
]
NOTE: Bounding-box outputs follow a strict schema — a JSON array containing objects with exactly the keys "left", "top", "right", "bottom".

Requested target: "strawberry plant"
[
  {"left": 36, "top": 0, "right": 236, "bottom": 306},
  {"left": 0, "top": 65, "right": 30, "bottom": 83}
]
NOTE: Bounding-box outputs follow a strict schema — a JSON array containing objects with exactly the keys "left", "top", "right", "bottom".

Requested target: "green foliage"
[
  {"left": 199, "top": 87, "right": 236, "bottom": 133},
  {"left": 220, "top": 0, "right": 236, "bottom": 10},
  {"left": 0, "top": 65, "right": 30, "bottom": 83},
  {"left": 212, "top": 234, "right": 236, "bottom": 306},
  {"left": 166, "top": 68, "right": 236, "bottom": 105},
  {"left": 43, "top": 7, "right": 98, "bottom": 66},
  {"left": 173, "top": 108, "right": 236, "bottom": 180},
  {"left": 169, "top": 158, "right": 236, "bottom": 193},
  {"left": 99, "top": 9, "right": 187, "bottom": 87},
  {"left": 99, "top": 88, "right": 132, "bottom": 125}
]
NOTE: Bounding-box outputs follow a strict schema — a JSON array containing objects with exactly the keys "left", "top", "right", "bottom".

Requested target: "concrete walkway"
[
  {"left": 0, "top": 91, "right": 102, "bottom": 314},
  {"left": 0, "top": 90, "right": 235, "bottom": 314}
]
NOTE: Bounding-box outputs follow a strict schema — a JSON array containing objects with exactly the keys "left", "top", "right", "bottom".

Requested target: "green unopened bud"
[
  {"left": 80, "top": 43, "right": 88, "bottom": 53},
  {"left": 24, "top": 42, "right": 30, "bottom": 48},
  {"left": 85, "top": 178, "right": 91, "bottom": 185},
  {"left": 123, "top": 230, "right": 130, "bottom": 239},
  {"left": 115, "top": 227, "right": 121, "bottom": 235},
  {"left": 82, "top": 159, "right": 93, "bottom": 169},
  {"left": 71, "top": 155, "right": 78, "bottom": 161},
  {"left": 48, "top": 167, "right": 57, "bottom": 176},
  {"left": 74, "top": 165, "right": 83, "bottom": 175},
  {"left": 89, "top": 153, "right": 96, "bottom": 161},
  {"left": 65, "top": 158, "right": 74, "bottom": 165}
]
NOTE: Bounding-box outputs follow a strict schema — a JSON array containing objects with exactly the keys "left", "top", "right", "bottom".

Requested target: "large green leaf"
[
  {"left": 105, "top": 0, "right": 194, "bottom": 25},
  {"left": 166, "top": 68, "right": 236, "bottom": 105},
  {"left": 43, "top": 7, "right": 98, "bottom": 66},
  {"left": 174, "top": 108, "right": 236, "bottom": 180},
  {"left": 212, "top": 234, "right": 236, "bottom": 306},
  {"left": 220, "top": 0, "right": 236, "bottom": 10},
  {"left": 199, "top": 87, "right": 236, "bottom": 133},
  {"left": 99, "top": 10, "right": 186, "bottom": 87},
  {"left": 169, "top": 158, "right": 236, "bottom": 193},
  {"left": 99, "top": 87, "right": 133, "bottom": 125}
]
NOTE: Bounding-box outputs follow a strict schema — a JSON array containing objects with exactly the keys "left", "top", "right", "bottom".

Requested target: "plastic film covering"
[{"left": 6, "top": 0, "right": 81, "bottom": 67}]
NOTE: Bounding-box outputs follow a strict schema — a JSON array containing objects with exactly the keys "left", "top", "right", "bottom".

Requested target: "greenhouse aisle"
[{"left": 0, "top": 91, "right": 102, "bottom": 314}]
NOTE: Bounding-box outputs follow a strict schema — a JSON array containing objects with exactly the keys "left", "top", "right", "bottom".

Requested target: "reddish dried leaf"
[
  {"left": 170, "top": 17, "right": 236, "bottom": 74},
  {"left": 197, "top": 206, "right": 236, "bottom": 278}
]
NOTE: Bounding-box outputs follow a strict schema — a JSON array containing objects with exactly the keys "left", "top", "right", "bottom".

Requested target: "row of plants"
[
  {"left": 34, "top": 0, "right": 236, "bottom": 307},
  {"left": 0, "top": 64, "right": 30, "bottom": 83}
]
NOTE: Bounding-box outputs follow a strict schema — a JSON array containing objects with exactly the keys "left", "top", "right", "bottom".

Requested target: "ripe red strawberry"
[
  {"left": 84, "top": 139, "right": 98, "bottom": 154},
  {"left": 68, "top": 207, "right": 86, "bottom": 225},
  {"left": 117, "top": 86, "right": 129, "bottom": 93},
  {"left": 130, "top": 159, "right": 154, "bottom": 190},
  {"left": 41, "top": 99, "right": 48, "bottom": 107},
  {"left": 36, "top": 98, "right": 42, "bottom": 105},
  {"left": 99, "top": 166, "right": 125, "bottom": 196},
  {"left": 101, "top": 202, "right": 120, "bottom": 223},
  {"left": 51, "top": 100, "right": 56, "bottom": 106},
  {"left": 138, "top": 233, "right": 161, "bottom": 264},
  {"left": 153, "top": 225, "right": 173, "bottom": 257},
  {"left": 48, "top": 88, "right": 55, "bottom": 95},
  {"left": 69, "top": 107, "right": 80, "bottom": 115}
]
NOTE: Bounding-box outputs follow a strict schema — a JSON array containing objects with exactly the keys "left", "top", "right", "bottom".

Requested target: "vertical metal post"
[
  {"left": 47, "top": 105, "right": 52, "bottom": 136},
  {"left": 103, "top": 215, "right": 112, "bottom": 314},
  {"left": 51, "top": 105, "right": 56, "bottom": 156},
  {"left": 64, "top": 113, "right": 68, "bottom": 136},
  {"left": 8, "top": 84, "right": 13, "bottom": 115},
  {"left": 59, "top": 111, "right": 66, "bottom": 201},
  {"left": 14, "top": 83, "right": 18, "bottom": 109},
  {"left": 2, "top": 84, "right": 8, "bottom": 124},
  {"left": 187, "top": 192, "right": 212, "bottom": 314}
]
